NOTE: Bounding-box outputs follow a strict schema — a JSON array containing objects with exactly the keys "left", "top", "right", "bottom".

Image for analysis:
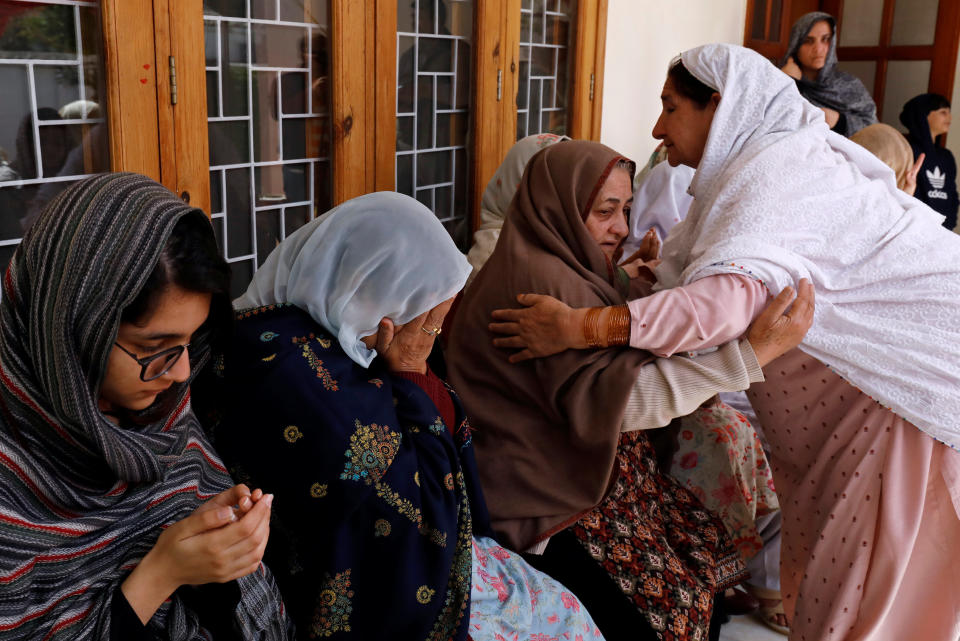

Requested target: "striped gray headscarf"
[{"left": 0, "top": 173, "right": 291, "bottom": 639}]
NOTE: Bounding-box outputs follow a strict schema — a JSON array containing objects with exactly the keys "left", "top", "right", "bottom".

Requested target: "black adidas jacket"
[{"left": 900, "top": 95, "right": 959, "bottom": 230}]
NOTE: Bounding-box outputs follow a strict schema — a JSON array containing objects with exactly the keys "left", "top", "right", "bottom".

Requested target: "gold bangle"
[
  {"left": 606, "top": 305, "right": 631, "bottom": 346},
  {"left": 584, "top": 307, "right": 604, "bottom": 348}
]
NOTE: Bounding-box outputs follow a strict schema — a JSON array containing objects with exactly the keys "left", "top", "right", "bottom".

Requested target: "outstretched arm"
[
  {"left": 625, "top": 273, "right": 768, "bottom": 356},
  {"left": 490, "top": 274, "right": 785, "bottom": 362},
  {"left": 623, "top": 282, "right": 814, "bottom": 430}
]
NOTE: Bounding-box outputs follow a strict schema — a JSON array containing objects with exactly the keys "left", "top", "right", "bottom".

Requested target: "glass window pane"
[
  {"left": 279, "top": 71, "right": 308, "bottom": 114},
  {"left": 840, "top": 0, "right": 884, "bottom": 47},
  {"left": 251, "top": 2, "right": 276, "bottom": 21},
  {"left": 220, "top": 22, "right": 249, "bottom": 117},
  {"left": 516, "top": 0, "right": 575, "bottom": 139},
  {"left": 251, "top": 24, "right": 308, "bottom": 68},
  {"left": 0, "top": 0, "right": 109, "bottom": 268},
  {"left": 891, "top": 0, "right": 938, "bottom": 47},
  {"left": 205, "top": 21, "right": 218, "bottom": 66},
  {"left": 209, "top": 120, "right": 250, "bottom": 166},
  {"left": 0, "top": 3, "right": 76, "bottom": 60},
  {"left": 204, "top": 0, "right": 246, "bottom": 18},
  {"left": 204, "top": 1, "right": 333, "bottom": 297},
  {"left": 256, "top": 209, "right": 281, "bottom": 267},
  {"left": 882, "top": 60, "right": 932, "bottom": 128},
  {"left": 35, "top": 66, "right": 80, "bottom": 115},
  {"left": 398, "top": 0, "right": 415, "bottom": 33},
  {"left": 284, "top": 205, "right": 310, "bottom": 234},
  {"left": 206, "top": 70, "right": 220, "bottom": 117},
  {"left": 395, "top": 0, "right": 473, "bottom": 251}
]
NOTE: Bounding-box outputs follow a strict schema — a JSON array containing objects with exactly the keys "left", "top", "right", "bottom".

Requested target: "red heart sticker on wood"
[
  {"left": 140, "top": 78, "right": 148, "bottom": 84},
  {"left": 143, "top": 63, "right": 151, "bottom": 70}
]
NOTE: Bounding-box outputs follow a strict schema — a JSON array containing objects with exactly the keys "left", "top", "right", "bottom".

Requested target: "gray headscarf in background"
[{"left": 781, "top": 11, "right": 877, "bottom": 136}]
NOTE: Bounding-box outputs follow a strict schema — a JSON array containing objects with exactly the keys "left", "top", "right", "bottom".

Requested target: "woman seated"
[
  {"left": 470, "top": 134, "right": 781, "bottom": 625},
  {"left": 780, "top": 12, "right": 876, "bottom": 136},
  {"left": 0, "top": 173, "right": 291, "bottom": 640},
  {"left": 446, "top": 140, "right": 813, "bottom": 641},
  {"left": 211, "top": 192, "right": 604, "bottom": 641}
]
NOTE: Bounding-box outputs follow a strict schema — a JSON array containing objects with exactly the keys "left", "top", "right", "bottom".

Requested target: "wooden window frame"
[
  {"left": 101, "top": 0, "right": 607, "bottom": 234},
  {"left": 469, "top": 0, "right": 608, "bottom": 229}
]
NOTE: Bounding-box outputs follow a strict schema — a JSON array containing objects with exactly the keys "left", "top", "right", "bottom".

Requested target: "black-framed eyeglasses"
[{"left": 114, "top": 342, "right": 190, "bottom": 382}]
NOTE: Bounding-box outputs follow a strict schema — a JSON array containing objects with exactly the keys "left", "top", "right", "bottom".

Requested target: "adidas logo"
[{"left": 926, "top": 166, "right": 946, "bottom": 189}]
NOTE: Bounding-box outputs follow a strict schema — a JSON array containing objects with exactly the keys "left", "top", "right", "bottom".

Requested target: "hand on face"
[
  {"left": 364, "top": 297, "right": 455, "bottom": 374},
  {"left": 781, "top": 56, "right": 802, "bottom": 80}
]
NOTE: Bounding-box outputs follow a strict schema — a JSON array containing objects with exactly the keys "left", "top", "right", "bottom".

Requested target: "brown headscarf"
[
  {"left": 850, "top": 123, "right": 914, "bottom": 191},
  {"left": 447, "top": 140, "right": 653, "bottom": 550}
]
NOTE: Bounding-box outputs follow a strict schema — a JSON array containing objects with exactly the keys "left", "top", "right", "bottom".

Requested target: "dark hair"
[
  {"left": 122, "top": 211, "right": 232, "bottom": 342},
  {"left": 667, "top": 59, "right": 718, "bottom": 108},
  {"left": 927, "top": 93, "right": 951, "bottom": 112}
]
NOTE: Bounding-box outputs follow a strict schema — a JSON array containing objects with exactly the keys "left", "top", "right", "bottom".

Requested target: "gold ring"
[{"left": 420, "top": 326, "right": 441, "bottom": 336}]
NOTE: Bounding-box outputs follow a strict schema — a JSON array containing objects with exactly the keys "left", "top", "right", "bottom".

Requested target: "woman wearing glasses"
[{"left": 0, "top": 173, "right": 292, "bottom": 640}]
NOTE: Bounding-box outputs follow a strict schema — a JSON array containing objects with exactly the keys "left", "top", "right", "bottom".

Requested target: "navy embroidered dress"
[{"left": 212, "top": 304, "right": 491, "bottom": 640}]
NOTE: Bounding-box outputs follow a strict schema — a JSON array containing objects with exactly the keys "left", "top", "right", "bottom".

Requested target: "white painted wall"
[{"left": 598, "top": 0, "right": 748, "bottom": 165}]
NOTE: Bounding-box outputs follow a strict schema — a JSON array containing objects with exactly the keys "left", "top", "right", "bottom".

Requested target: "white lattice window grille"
[
  {"left": 0, "top": 0, "right": 109, "bottom": 269},
  {"left": 396, "top": 0, "right": 472, "bottom": 251},
  {"left": 204, "top": 0, "right": 332, "bottom": 297},
  {"left": 517, "top": 0, "right": 575, "bottom": 140}
]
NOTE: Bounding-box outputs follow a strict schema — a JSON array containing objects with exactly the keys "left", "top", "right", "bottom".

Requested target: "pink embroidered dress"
[
  {"left": 627, "top": 273, "right": 960, "bottom": 641},
  {"left": 640, "top": 45, "right": 960, "bottom": 640}
]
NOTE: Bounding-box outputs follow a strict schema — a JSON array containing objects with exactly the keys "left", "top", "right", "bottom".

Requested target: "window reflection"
[
  {"left": 396, "top": 0, "right": 473, "bottom": 250},
  {"left": 0, "top": 1, "right": 109, "bottom": 264},
  {"left": 204, "top": 1, "right": 332, "bottom": 297}
]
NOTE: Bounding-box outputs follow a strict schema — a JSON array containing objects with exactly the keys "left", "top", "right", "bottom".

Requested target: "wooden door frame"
[
  {"left": 824, "top": 0, "right": 960, "bottom": 122},
  {"left": 742, "top": 0, "right": 820, "bottom": 61},
  {"left": 569, "top": 0, "right": 607, "bottom": 141},
  {"left": 470, "top": 0, "right": 521, "bottom": 231},
  {"left": 101, "top": 0, "right": 162, "bottom": 181},
  {"left": 102, "top": 0, "right": 210, "bottom": 212},
  {"left": 470, "top": 0, "right": 608, "bottom": 229}
]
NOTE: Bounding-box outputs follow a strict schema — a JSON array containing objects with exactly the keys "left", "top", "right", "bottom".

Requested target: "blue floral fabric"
[{"left": 213, "top": 304, "right": 490, "bottom": 640}]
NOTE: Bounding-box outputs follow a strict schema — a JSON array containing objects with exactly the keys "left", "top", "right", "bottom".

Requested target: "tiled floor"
[{"left": 719, "top": 615, "right": 786, "bottom": 641}]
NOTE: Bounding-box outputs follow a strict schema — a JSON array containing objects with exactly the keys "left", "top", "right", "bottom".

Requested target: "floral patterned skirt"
[
  {"left": 570, "top": 430, "right": 746, "bottom": 641},
  {"left": 469, "top": 536, "right": 604, "bottom": 641},
  {"left": 672, "top": 398, "right": 779, "bottom": 562}
]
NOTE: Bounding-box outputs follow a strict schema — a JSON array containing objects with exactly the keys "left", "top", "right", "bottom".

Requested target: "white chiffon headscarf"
[
  {"left": 234, "top": 191, "right": 472, "bottom": 367},
  {"left": 621, "top": 161, "right": 695, "bottom": 257},
  {"left": 465, "top": 133, "right": 570, "bottom": 285},
  {"left": 656, "top": 44, "right": 960, "bottom": 452}
]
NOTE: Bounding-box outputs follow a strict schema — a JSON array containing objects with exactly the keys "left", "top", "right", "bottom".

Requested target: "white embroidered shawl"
[{"left": 656, "top": 44, "right": 960, "bottom": 451}]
